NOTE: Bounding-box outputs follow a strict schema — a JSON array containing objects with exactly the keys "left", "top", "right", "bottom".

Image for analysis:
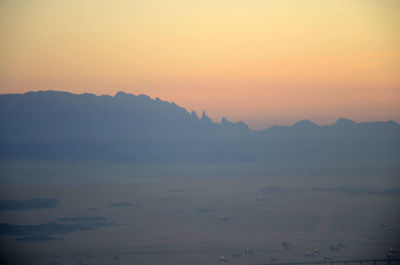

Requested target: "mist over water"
[{"left": 0, "top": 160, "right": 399, "bottom": 265}]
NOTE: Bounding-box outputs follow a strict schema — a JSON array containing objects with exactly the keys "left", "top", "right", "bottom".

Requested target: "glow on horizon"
[{"left": 0, "top": 0, "right": 399, "bottom": 129}]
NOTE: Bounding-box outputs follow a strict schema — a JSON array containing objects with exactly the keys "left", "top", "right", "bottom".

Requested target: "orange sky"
[{"left": 0, "top": 0, "right": 399, "bottom": 129}]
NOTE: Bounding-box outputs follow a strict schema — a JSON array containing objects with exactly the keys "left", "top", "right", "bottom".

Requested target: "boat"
[{"left": 217, "top": 256, "right": 229, "bottom": 263}]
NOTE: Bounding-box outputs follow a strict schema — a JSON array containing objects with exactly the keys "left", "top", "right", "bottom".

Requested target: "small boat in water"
[
  {"left": 244, "top": 248, "right": 255, "bottom": 255},
  {"left": 217, "top": 255, "right": 229, "bottom": 263}
]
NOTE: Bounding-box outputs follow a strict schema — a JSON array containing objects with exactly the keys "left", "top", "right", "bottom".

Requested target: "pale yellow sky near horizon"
[{"left": 0, "top": 0, "right": 399, "bottom": 129}]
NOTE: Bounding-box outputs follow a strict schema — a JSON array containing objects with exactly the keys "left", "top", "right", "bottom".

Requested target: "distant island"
[
  {"left": 0, "top": 215, "right": 112, "bottom": 242},
  {"left": 0, "top": 198, "right": 60, "bottom": 212}
]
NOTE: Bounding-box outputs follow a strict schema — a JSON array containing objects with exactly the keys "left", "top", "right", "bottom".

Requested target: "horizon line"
[{"left": 1, "top": 89, "right": 399, "bottom": 131}]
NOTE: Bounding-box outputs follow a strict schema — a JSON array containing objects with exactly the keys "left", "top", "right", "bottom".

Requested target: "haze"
[
  {"left": 1, "top": 1, "right": 400, "bottom": 264},
  {"left": 1, "top": 0, "right": 400, "bottom": 129}
]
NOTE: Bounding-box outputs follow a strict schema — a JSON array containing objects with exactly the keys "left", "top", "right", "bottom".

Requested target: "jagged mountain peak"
[
  {"left": 201, "top": 111, "right": 212, "bottom": 123},
  {"left": 191, "top": 110, "right": 199, "bottom": 120},
  {"left": 221, "top": 117, "right": 231, "bottom": 124}
]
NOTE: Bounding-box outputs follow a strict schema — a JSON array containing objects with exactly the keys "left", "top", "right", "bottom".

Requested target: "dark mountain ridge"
[{"left": 0, "top": 90, "right": 399, "bottom": 163}]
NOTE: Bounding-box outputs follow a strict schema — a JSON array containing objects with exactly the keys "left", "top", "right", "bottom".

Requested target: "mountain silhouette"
[
  {"left": 0, "top": 91, "right": 399, "bottom": 164},
  {"left": 291, "top": 119, "right": 319, "bottom": 129}
]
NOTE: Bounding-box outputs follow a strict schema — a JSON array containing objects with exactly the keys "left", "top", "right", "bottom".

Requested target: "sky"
[{"left": 0, "top": 0, "right": 399, "bottom": 129}]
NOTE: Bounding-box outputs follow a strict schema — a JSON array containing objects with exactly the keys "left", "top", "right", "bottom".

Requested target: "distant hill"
[{"left": 0, "top": 91, "right": 399, "bottom": 163}]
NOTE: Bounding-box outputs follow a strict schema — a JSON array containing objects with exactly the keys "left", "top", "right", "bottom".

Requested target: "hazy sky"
[{"left": 1, "top": 0, "right": 399, "bottom": 129}]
